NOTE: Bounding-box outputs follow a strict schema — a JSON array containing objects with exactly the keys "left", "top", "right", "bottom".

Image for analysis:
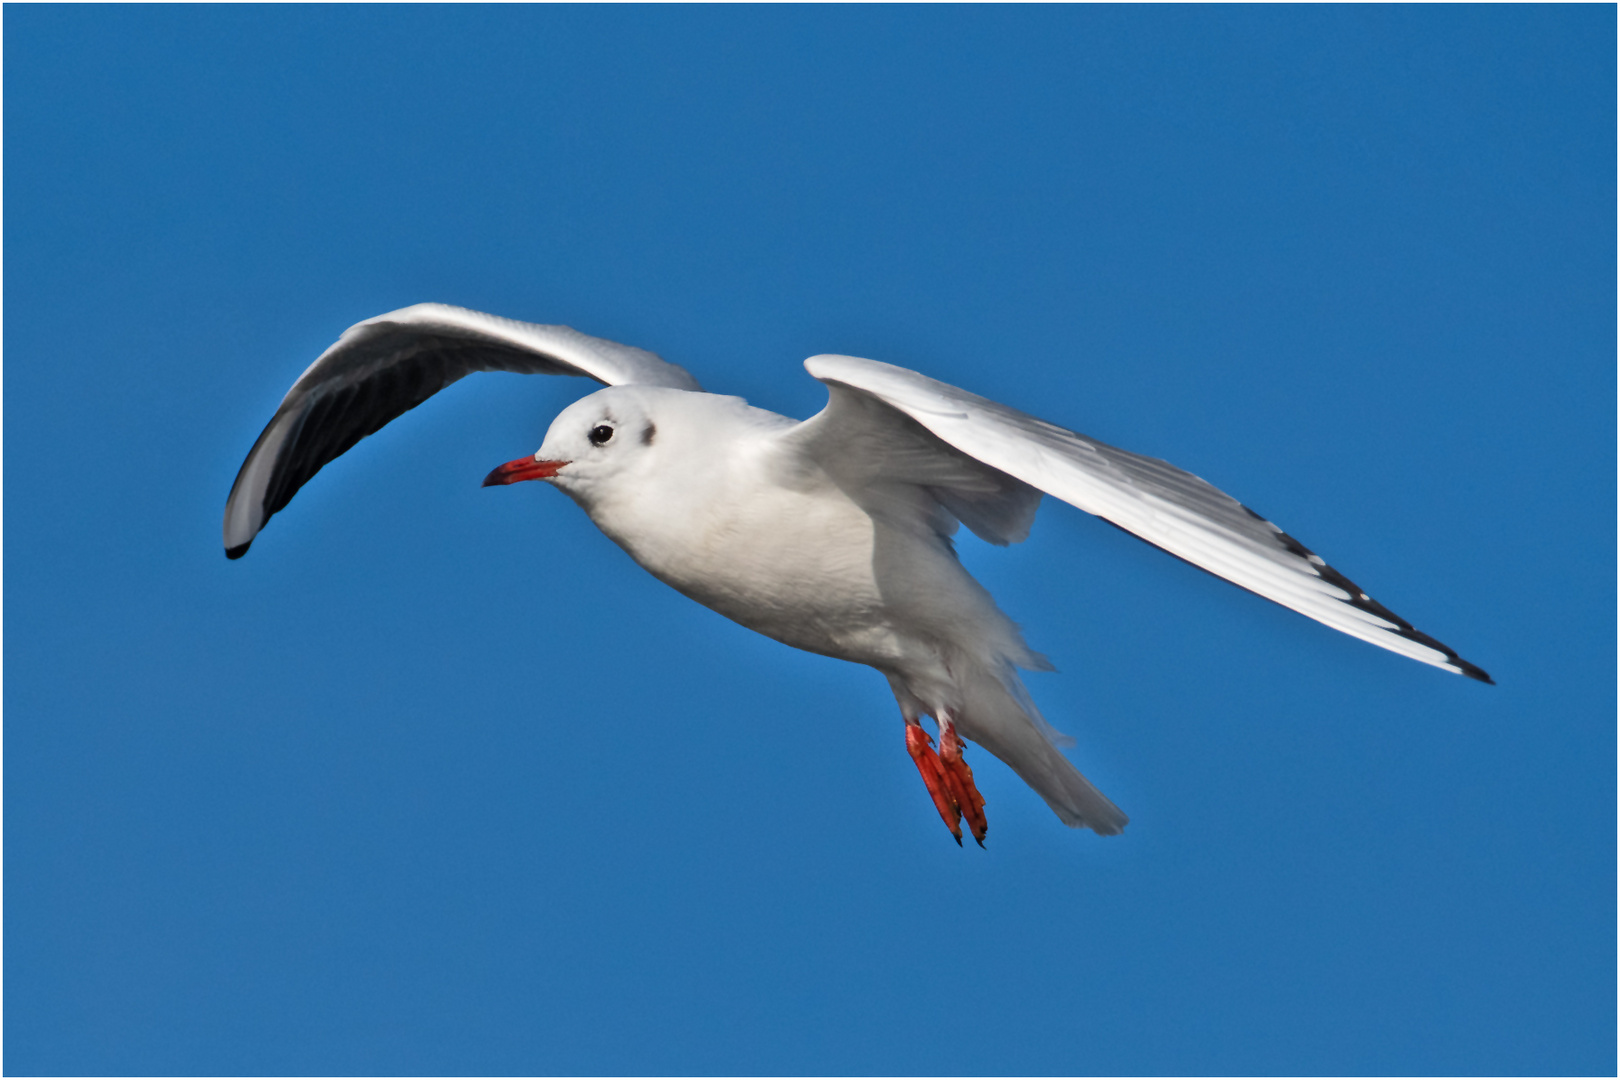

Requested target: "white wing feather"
[{"left": 803, "top": 353, "right": 1490, "bottom": 683}]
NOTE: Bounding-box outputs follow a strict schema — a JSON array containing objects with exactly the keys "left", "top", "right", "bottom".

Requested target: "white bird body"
[
  {"left": 532, "top": 384, "right": 1122, "bottom": 831},
  {"left": 224, "top": 303, "right": 1490, "bottom": 843}
]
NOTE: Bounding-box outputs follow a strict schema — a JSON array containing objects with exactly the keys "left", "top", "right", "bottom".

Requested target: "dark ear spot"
[{"left": 641, "top": 422, "right": 657, "bottom": 446}]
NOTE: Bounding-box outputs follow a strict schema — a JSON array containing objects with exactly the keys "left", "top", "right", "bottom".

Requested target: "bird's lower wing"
[
  {"left": 801, "top": 354, "right": 1490, "bottom": 682},
  {"left": 223, "top": 304, "right": 701, "bottom": 557}
]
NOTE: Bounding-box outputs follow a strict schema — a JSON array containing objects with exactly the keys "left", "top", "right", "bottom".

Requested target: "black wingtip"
[
  {"left": 225, "top": 541, "right": 251, "bottom": 560},
  {"left": 1454, "top": 658, "right": 1494, "bottom": 685}
]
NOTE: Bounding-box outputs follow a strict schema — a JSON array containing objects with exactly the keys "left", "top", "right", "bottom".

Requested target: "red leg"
[
  {"left": 938, "top": 721, "right": 988, "bottom": 847},
  {"left": 905, "top": 723, "right": 963, "bottom": 844}
]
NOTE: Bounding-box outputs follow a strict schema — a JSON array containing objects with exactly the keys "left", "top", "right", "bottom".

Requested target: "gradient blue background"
[{"left": 6, "top": 6, "right": 1613, "bottom": 1076}]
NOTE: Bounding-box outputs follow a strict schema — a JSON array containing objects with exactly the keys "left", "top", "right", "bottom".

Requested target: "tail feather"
[{"left": 955, "top": 662, "right": 1128, "bottom": 836}]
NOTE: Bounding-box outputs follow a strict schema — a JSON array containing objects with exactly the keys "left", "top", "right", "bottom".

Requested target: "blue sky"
[{"left": 5, "top": 6, "right": 1612, "bottom": 1075}]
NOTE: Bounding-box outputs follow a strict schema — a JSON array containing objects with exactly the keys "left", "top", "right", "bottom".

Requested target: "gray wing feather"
[
  {"left": 802, "top": 354, "right": 1490, "bottom": 683},
  {"left": 223, "top": 304, "right": 700, "bottom": 557},
  {"left": 784, "top": 379, "right": 1044, "bottom": 547}
]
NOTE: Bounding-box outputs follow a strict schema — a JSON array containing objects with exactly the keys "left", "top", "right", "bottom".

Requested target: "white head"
[
  {"left": 482, "top": 383, "right": 794, "bottom": 547},
  {"left": 481, "top": 385, "right": 671, "bottom": 506}
]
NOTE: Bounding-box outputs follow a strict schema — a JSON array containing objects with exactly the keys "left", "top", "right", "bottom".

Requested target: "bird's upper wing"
[
  {"left": 799, "top": 354, "right": 1490, "bottom": 682},
  {"left": 223, "top": 304, "right": 701, "bottom": 558}
]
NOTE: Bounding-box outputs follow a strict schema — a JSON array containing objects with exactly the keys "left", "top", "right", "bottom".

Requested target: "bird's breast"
[{"left": 588, "top": 474, "right": 899, "bottom": 661}]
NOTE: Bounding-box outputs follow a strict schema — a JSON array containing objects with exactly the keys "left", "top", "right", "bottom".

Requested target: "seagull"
[{"left": 224, "top": 303, "right": 1491, "bottom": 844}]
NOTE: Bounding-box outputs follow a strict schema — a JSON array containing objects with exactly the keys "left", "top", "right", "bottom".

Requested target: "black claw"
[
  {"left": 953, "top": 834, "right": 962, "bottom": 846},
  {"left": 975, "top": 836, "right": 986, "bottom": 849}
]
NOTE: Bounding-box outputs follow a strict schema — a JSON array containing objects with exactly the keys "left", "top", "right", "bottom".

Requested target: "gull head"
[{"left": 482, "top": 385, "right": 669, "bottom": 504}]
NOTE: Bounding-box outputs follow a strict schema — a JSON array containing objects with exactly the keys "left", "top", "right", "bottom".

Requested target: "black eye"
[{"left": 588, "top": 424, "right": 615, "bottom": 446}]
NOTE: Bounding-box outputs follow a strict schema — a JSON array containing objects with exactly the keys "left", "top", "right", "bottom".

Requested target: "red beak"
[{"left": 482, "top": 456, "right": 568, "bottom": 486}]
